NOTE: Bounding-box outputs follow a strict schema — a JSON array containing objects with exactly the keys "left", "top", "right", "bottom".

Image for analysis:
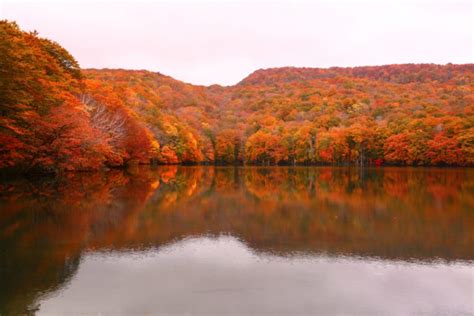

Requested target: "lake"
[{"left": 0, "top": 166, "right": 473, "bottom": 315}]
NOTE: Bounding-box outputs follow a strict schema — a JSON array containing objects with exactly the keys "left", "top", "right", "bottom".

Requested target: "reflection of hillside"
[
  {"left": 0, "top": 169, "right": 164, "bottom": 314},
  {"left": 0, "top": 167, "right": 473, "bottom": 313},
  {"left": 0, "top": 172, "right": 125, "bottom": 315},
  {"left": 105, "top": 167, "right": 472, "bottom": 261}
]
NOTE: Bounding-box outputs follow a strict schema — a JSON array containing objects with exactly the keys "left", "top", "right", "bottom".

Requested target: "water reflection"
[
  {"left": 0, "top": 166, "right": 473, "bottom": 314},
  {"left": 39, "top": 236, "right": 474, "bottom": 315}
]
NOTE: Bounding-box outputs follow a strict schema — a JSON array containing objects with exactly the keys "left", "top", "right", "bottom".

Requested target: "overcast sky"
[{"left": 1, "top": 0, "right": 472, "bottom": 85}]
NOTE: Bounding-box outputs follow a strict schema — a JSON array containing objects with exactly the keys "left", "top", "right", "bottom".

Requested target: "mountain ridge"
[{"left": 85, "top": 63, "right": 474, "bottom": 88}]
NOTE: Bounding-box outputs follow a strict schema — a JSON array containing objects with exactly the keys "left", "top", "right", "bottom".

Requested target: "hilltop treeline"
[{"left": 1, "top": 20, "right": 473, "bottom": 173}]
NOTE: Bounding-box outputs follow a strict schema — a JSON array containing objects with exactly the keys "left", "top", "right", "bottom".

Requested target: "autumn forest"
[{"left": 1, "top": 20, "right": 473, "bottom": 174}]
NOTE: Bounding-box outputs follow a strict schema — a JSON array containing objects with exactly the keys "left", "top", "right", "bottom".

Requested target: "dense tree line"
[
  {"left": 0, "top": 21, "right": 158, "bottom": 172},
  {"left": 1, "top": 20, "right": 473, "bottom": 173},
  {"left": 82, "top": 63, "right": 474, "bottom": 167}
]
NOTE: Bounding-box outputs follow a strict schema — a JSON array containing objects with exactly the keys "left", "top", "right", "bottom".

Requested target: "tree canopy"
[{"left": 1, "top": 20, "right": 473, "bottom": 173}]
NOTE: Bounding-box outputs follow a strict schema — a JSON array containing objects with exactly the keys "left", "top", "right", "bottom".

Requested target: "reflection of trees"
[
  {"left": 89, "top": 166, "right": 474, "bottom": 260},
  {"left": 0, "top": 169, "right": 157, "bottom": 314},
  {"left": 0, "top": 166, "right": 473, "bottom": 313},
  {"left": 240, "top": 167, "right": 474, "bottom": 259}
]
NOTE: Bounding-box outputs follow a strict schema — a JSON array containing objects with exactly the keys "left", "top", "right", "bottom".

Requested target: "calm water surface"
[{"left": 0, "top": 166, "right": 473, "bottom": 315}]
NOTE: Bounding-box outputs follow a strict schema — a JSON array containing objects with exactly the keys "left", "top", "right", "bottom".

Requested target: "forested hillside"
[{"left": 1, "top": 20, "right": 473, "bottom": 173}]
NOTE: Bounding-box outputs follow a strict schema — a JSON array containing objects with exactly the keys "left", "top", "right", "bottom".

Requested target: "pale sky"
[{"left": 1, "top": 0, "right": 472, "bottom": 86}]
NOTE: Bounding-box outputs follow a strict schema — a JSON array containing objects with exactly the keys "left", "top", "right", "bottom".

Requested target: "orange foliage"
[{"left": 1, "top": 20, "right": 473, "bottom": 172}]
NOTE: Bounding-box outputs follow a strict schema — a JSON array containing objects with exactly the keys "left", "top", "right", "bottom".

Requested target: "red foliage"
[{"left": 1, "top": 20, "right": 473, "bottom": 172}]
